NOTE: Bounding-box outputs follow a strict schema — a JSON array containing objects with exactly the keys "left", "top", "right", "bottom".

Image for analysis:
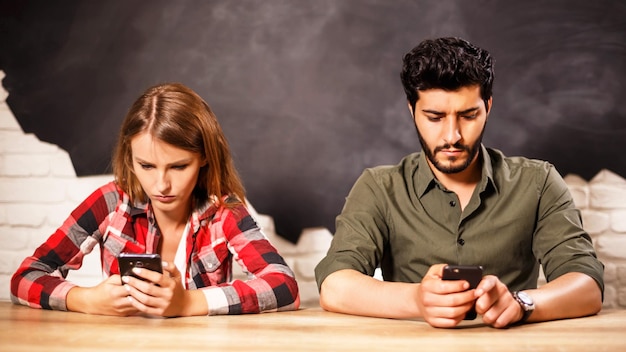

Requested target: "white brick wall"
[
  {"left": 1, "top": 71, "right": 625, "bottom": 309},
  {"left": 565, "top": 172, "right": 626, "bottom": 308}
]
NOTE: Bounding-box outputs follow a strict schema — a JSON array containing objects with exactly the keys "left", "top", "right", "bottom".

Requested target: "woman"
[{"left": 10, "top": 83, "right": 299, "bottom": 317}]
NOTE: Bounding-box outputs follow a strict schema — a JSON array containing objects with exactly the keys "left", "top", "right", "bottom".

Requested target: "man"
[{"left": 314, "top": 37, "right": 603, "bottom": 328}]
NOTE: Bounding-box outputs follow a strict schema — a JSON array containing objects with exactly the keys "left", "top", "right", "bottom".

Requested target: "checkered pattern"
[{"left": 10, "top": 182, "right": 299, "bottom": 314}]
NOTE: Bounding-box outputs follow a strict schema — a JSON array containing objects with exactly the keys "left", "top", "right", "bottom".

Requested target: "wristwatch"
[{"left": 512, "top": 291, "right": 535, "bottom": 324}]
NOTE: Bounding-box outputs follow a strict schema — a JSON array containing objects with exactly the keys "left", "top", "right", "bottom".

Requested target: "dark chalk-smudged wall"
[{"left": 1, "top": 0, "right": 625, "bottom": 242}]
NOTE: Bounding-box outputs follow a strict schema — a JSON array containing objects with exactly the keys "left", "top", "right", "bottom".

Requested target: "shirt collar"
[
  {"left": 128, "top": 196, "right": 219, "bottom": 232},
  {"left": 479, "top": 145, "right": 498, "bottom": 195},
  {"left": 415, "top": 144, "right": 498, "bottom": 198},
  {"left": 415, "top": 152, "right": 438, "bottom": 198},
  {"left": 129, "top": 200, "right": 149, "bottom": 217}
]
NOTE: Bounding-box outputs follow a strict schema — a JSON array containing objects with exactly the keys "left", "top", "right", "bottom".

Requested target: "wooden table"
[{"left": 1, "top": 301, "right": 624, "bottom": 351}]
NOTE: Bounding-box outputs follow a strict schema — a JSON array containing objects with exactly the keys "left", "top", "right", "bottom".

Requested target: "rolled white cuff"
[{"left": 202, "top": 287, "right": 229, "bottom": 315}]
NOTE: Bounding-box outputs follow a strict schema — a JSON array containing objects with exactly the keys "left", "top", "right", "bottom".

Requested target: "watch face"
[{"left": 517, "top": 291, "right": 533, "bottom": 305}]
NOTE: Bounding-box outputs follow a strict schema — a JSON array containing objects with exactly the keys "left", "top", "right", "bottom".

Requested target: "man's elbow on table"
[{"left": 318, "top": 270, "right": 353, "bottom": 313}]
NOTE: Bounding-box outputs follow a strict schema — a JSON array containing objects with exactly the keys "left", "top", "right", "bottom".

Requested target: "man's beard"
[{"left": 416, "top": 127, "right": 484, "bottom": 174}]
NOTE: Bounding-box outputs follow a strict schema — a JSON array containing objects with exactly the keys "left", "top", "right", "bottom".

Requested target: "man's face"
[{"left": 411, "top": 85, "right": 490, "bottom": 174}]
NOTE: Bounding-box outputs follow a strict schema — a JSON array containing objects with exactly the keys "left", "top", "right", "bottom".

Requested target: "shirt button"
[
  {"left": 449, "top": 201, "right": 456, "bottom": 207},
  {"left": 457, "top": 238, "right": 465, "bottom": 246},
  {"left": 207, "top": 263, "right": 213, "bottom": 269}
]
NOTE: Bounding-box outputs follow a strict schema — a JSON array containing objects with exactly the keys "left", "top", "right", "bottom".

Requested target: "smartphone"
[
  {"left": 442, "top": 265, "right": 483, "bottom": 320},
  {"left": 118, "top": 253, "right": 163, "bottom": 284}
]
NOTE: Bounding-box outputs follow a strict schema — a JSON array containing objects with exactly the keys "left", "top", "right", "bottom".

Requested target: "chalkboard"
[{"left": 2, "top": 0, "right": 625, "bottom": 242}]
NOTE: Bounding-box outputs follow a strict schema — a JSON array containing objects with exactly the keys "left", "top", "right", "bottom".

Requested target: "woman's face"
[{"left": 130, "top": 132, "right": 204, "bottom": 218}]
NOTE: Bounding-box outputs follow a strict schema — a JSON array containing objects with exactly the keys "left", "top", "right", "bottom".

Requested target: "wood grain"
[{"left": 1, "top": 301, "right": 624, "bottom": 351}]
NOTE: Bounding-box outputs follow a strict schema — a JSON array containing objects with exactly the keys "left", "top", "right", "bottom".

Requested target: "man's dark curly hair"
[{"left": 400, "top": 37, "right": 494, "bottom": 113}]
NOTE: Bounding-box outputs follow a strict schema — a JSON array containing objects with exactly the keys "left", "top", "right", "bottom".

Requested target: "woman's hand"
[
  {"left": 121, "top": 261, "right": 191, "bottom": 317},
  {"left": 66, "top": 275, "right": 140, "bottom": 316}
]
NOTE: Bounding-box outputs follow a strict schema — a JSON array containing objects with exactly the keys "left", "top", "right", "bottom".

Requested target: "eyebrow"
[
  {"left": 133, "top": 156, "right": 193, "bottom": 166},
  {"left": 422, "top": 106, "right": 480, "bottom": 114}
]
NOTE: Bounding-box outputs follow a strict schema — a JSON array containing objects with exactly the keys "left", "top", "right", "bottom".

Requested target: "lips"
[
  {"left": 439, "top": 149, "right": 465, "bottom": 156},
  {"left": 154, "top": 195, "right": 176, "bottom": 203}
]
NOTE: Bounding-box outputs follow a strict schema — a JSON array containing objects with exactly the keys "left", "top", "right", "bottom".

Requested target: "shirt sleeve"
[
  {"left": 533, "top": 165, "right": 605, "bottom": 295},
  {"left": 314, "top": 169, "right": 388, "bottom": 291},
  {"left": 10, "top": 183, "right": 116, "bottom": 310},
  {"left": 201, "top": 204, "right": 300, "bottom": 315}
]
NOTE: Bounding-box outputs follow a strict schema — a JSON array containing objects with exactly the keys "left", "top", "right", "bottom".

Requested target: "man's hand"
[
  {"left": 416, "top": 264, "right": 479, "bottom": 328},
  {"left": 474, "top": 275, "right": 523, "bottom": 328}
]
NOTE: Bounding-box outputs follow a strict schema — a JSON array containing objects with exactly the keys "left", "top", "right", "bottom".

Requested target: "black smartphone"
[
  {"left": 442, "top": 265, "right": 483, "bottom": 320},
  {"left": 118, "top": 253, "right": 163, "bottom": 284}
]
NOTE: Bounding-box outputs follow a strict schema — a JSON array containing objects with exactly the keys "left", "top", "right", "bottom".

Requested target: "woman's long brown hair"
[{"left": 111, "top": 82, "right": 245, "bottom": 208}]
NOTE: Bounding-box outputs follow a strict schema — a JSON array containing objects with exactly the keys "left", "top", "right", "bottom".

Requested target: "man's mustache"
[{"left": 433, "top": 143, "right": 469, "bottom": 153}]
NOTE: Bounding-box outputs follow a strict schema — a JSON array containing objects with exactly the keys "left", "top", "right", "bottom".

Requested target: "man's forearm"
[
  {"left": 319, "top": 269, "right": 422, "bottom": 319},
  {"left": 524, "top": 272, "right": 602, "bottom": 323}
]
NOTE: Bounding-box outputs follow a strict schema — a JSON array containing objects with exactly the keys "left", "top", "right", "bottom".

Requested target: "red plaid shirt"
[{"left": 10, "top": 182, "right": 299, "bottom": 315}]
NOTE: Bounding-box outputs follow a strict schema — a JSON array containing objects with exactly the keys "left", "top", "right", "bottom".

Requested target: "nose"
[
  {"left": 156, "top": 171, "right": 171, "bottom": 194},
  {"left": 443, "top": 117, "right": 462, "bottom": 146}
]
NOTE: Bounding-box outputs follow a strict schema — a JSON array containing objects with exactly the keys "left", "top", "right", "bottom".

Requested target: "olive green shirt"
[{"left": 315, "top": 146, "right": 604, "bottom": 294}]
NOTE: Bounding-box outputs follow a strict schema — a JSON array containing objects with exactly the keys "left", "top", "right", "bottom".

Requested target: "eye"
[
  {"left": 462, "top": 113, "right": 478, "bottom": 120},
  {"left": 426, "top": 114, "right": 443, "bottom": 122},
  {"left": 171, "top": 164, "right": 188, "bottom": 170},
  {"left": 139, "top": 163, "right": 154, "bottom": 170}
]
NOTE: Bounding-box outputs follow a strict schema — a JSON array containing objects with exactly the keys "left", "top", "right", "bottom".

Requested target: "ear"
[
  {"left": 407, "top": 101, "right": 414, "bottom": 117},
  {"left": 486, "top": 97, "right": 493, "bottom": 115}
]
